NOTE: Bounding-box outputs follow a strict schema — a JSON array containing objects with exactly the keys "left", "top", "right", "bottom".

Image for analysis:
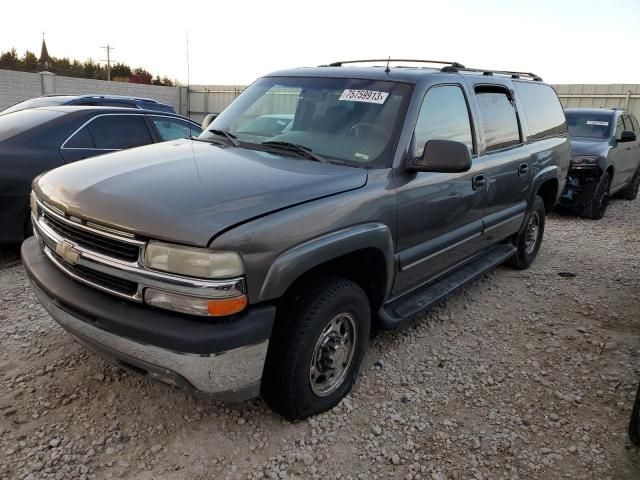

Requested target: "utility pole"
[{"left": 101, "top": 44, "right": 115, "bottom": 81}]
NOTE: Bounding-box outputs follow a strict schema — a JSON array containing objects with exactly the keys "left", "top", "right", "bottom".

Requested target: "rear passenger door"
[
  {"left": 60, "top": 114, "right": 153, "bottom": 162},
  {"left": 394, "top": 84, "right": 486, "bottom": 294},
  {"left": 471, "top": 84, "right": 531, "bottom": 242}
]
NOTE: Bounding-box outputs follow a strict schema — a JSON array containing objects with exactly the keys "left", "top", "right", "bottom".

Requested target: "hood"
[
  {"left": 35, "top": 139, "right": 367, "bottom": 246},
  {"left": 569, "top": 138, "right": 609, "bottom": 157}
]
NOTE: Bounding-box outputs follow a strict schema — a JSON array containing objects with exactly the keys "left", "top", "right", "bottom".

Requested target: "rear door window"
[
  {"left": 64, "top": 126, "right": 95, "bottom": 148},
  {"left": 87, "top": 115, "right": 153, "bottom": 149},
  {"left": 150, "top": 116, "right": 201, "bottom": 141},
  {"left": 475, "top": 86, "right": 521, "bottom": 152},
  {"left": 512, "top": 82, "right": 567, "bottom": 139},
  {"left": 412, "top": 85, "right": 473, "bottom": 157},
  {"left": 631, "top": 116, "right": 640, "bottom": 133}
]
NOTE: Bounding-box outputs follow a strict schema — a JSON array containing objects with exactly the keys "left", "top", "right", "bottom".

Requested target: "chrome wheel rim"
[
  {"left": 524, "top": 212, "right": 540, "bottom": 255},
  {"left": 310, "top": 312, "right": 357, "bottom": 397}
]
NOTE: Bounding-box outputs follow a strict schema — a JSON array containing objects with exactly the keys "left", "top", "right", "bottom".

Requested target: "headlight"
[
  {"left": 144, "top": 288, "right": 247, "bottom": 317},
  {"left": 144, "top": 241, "right": 244, "bottom": 279},
  {"left": 570, "top": 156, "right": 599, "bottom": 166},
  {"left": 143, "top": 241, "right": 247, "bottom": 317},
  {"left": 30, "top": 191, "right": 38, "bottom": 217}
]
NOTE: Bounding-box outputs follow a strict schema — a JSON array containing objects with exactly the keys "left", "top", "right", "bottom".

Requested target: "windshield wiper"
[
  {"left": 261, "top": 141, "right": 326, "bottom": 163},
  {"left": 208, "top": 129, "right": 240, "bottom": 147}
]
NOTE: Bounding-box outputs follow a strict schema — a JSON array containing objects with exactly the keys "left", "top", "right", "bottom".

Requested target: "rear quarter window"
[
  {"left": 513, "top": 82, "right": 567, "bottom": 140},
  {"left": 0, "top": 109, "right": 66, "bottom": 142}
]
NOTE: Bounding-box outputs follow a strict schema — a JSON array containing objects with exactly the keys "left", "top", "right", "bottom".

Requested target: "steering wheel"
[{"left": 349, "top": 123, "right": 388, "bottom": 140}]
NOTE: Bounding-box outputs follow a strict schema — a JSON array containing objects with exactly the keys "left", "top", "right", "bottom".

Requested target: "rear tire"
[
  {"left": 581, "top": 173, "right": 610, "bottom": 220},
  {"left": 507, "top": 195, "right": 545, "bottom": 270},
  {"left": 630, "top": 381, "right": 640, "bottom": 445},
  {"left": 261, "top": 275, "right": 370, "bottom": 421},
  {"left": 620, "top": 168, "right": 640, "bottom": 201}
]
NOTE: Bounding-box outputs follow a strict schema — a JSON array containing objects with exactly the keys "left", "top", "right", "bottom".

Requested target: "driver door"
[{"left": 394, "top": 84, "right": 486, "bottom": 295}]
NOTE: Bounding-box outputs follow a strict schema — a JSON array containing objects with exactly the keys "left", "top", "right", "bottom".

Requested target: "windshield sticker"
[
  {"left": 339, "top": 89, "right": 389, "bottom": 104},
  {"left": 354, "top": 152, "right": 370, "bottom": 160},
  {"left": 586, "top": 120, "right": 609, "bottom": 126}
]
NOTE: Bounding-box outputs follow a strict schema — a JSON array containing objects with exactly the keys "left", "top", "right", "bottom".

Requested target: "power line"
[{"left": 101, "top": 44, "right": 115, "bottom": 81}]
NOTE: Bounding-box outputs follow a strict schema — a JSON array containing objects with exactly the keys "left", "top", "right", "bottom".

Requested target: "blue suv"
[{"left": 1, "top": 94, "right": 176, "bottom": 115}]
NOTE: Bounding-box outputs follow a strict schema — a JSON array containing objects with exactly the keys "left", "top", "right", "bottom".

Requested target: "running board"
[{"left": 378, "top": 244, "right": 516, "bottom": 329}]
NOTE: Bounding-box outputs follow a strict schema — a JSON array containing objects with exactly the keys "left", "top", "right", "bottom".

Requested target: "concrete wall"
[{"left": 0, "top": 69, "right": 188, "bottom": 115}]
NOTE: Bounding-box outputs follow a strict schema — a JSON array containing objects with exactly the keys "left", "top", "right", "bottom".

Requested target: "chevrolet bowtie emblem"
[{"left": 55, "top": 241, "right": 80, "bottom": 265}]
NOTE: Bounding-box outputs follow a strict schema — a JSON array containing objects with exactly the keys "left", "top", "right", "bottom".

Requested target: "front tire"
[
  {"left": 620, "top": 168, "right": 640, "bottom": 201},
  {"left": 261, "top": 275, "right": 370, "bottom": 420},
  {"left": 507, "top": 195, "right": 545, "bottom": 270},
  {"left": 581, "top": 173, "right": 610, "bottom": 220}
]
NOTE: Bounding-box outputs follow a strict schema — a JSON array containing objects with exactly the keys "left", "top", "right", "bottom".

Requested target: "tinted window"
[
  {"left": 513, "top": 82, "right": 567, "bottom": 139},
  {"left": 412, "top": 85, "right": 473, "bottom": 157},
  {"left": 64, "top": 126, "right": 94, "bottom": 148},
  {"left": 475, "top": 88, "right": 520, "bottom": 152},
  {"left": 624, "top": 115, "right": 635, "bottom": 133},
  {"left": 150, "top": 116, "right": 201, "bottom": 141},
  {"left": 87, "top": 115, "right": 152, "bottom": 149},
  {"left": 631, "top": 116, "right": 640, "bottom": 133},
  {"left": 565, "top": 112, "right": 613, "bottom": 139}
]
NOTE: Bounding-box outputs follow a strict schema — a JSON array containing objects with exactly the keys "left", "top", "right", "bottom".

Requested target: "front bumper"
[
  {"left": 559, "top": 167, "right": 603, "bottom": 208},
  {"left": 22, "top": 237, "right": 275, "bottom": 401}
]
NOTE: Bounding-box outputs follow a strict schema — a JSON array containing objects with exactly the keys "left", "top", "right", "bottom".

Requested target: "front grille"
[
  {"left": 43, "top": 212, "right": 140, "bottom": 262},
  {"left": 51, "top": 250, "right": 139, "bottom": 297}
]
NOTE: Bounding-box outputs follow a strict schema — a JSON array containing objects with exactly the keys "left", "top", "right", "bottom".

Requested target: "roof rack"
[
  {"left": 441, "top": 65, "right": 543, "bottom": 81},
  {"left": 322, "top": 59, "right": 466, "bottom": 69}
]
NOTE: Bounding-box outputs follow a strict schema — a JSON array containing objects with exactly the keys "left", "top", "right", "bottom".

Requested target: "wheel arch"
[{"left": 258, "top": 223, "right": 395, "bottom": 312}]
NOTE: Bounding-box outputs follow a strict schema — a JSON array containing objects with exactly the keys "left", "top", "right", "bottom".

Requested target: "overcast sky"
[{"left": 1, "top": 0, "right": 639, "bottom": 85}]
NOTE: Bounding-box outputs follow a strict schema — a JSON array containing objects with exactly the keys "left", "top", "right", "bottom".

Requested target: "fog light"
[{"left": 144, "top": 288, "right": 247, "bottom": 317}]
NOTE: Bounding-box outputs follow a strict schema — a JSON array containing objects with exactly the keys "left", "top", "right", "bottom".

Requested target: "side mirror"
[
  {"left": 201, "top": 113, "right": 219, "bottom": 130},
  {"left": 410, "top": 139, "right": 472, "bottom": 173},
  {"left": 620, "top": 130, "right": 637, "bottom": 142}
]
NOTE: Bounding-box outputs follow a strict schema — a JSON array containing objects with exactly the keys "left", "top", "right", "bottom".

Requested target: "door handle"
[
  {"left": 518, "top": 163, "right": 529, "bottom": 176},
  {"left": 472, "top": 174, "right": 487, "bottom": 190}
]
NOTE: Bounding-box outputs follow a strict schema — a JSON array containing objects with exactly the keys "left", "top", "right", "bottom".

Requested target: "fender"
[
  {"left": 529, "top": 164, "right": 560, "bottom": 206},
  {"left": 258, "top": 223, "right": 395, "bottom": 302}
]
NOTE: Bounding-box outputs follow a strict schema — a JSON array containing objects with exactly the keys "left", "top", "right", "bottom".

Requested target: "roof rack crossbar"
[
  {"left": 323, "top": 59, "right": 465, "bottom": 69},
  {"left": 442, "top": 65, "right": 543, "bottom": 81}
]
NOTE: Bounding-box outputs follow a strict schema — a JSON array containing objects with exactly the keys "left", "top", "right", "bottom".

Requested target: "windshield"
[
  {"left": 1, "top": 97, "right": 68, "bottom": 115},
  {"left": 200, "top": 76, "right": 411, "bottom": 167},
  {"left": 565, "top": 112, "right": 613, "bottom": 139}
]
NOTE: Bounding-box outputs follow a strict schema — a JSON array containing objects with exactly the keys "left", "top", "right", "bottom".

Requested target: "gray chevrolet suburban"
[{"left": 21, "top": 59, "right": 570, "bottom": 420}]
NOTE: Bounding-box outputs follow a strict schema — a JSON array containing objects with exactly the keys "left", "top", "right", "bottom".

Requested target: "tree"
[
  {"left": 129, "top": 68, "right": 152, "bottom": 84},
  {"left": 0, "top": 48, "right": 19, "bottom": 70},
  {"left": 111, "top": 63, "right": 131, "bottom": 79},
  {"left": 22, "top": 51, "right": 38, "bottom": 72}
]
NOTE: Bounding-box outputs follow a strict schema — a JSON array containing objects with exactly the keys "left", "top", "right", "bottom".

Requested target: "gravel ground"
[{"left": 1, "top": 198, "right": 639, "bottom": 480}]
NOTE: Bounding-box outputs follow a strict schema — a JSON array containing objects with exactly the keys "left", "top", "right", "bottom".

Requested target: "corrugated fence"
[
  {"left": 188, "top": 83, "right": 640, "bottom": 122},
  {"left": 553, "top": 84, "right": 640, "bottom": 119}
]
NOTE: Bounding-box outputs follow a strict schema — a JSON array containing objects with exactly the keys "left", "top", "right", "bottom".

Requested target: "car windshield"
[
  {"left": 1, "top": 97, "right": 68, "bottom": 115},
  {"left": 565, "top": 112, "right": 613, "bottom": 139},
  {"left": 200, "top": 76, "right": 411, "bottom": 167}
]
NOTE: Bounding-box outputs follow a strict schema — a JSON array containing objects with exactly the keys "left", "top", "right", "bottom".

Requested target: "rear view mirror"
[
  {"left": 620, "top": 130, "right": 637, "bottom": 142},
  {"left": 410, "top": 139, "right": 472, "bottom": 173},
  {"left": 201, "top": 113, "right": 219, "bottom": 130}
]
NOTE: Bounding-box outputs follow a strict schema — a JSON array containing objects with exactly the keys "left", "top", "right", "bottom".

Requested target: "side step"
[{"left": 379, "top": 244, "right": 516, "bottom": 328}]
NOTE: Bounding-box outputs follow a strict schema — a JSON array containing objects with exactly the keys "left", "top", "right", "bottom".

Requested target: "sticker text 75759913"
[{"left": 339, "top": 89, "right": 389, "bottom": 104}]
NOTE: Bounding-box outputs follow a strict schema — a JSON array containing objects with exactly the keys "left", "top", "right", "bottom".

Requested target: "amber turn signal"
[{"left": 207, "top": 295, "right": 248, "bottom": 316}]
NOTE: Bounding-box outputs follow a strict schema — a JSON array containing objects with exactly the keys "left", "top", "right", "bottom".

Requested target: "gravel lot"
[{"left": 1, "top": 198, "right": 639, "bottom": 480}]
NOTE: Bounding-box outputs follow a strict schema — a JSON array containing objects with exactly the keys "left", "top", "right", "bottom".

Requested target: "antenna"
[
  {"left": 385, "top": 56, "right": 391, "bottom": 73},
  {"left": 185, "top": 31, "right": 190, "bottom": 117}
]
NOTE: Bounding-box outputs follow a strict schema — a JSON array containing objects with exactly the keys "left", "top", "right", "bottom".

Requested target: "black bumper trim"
[{"left": 21, "top": 237, "right": 275, "bottom": 354}]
